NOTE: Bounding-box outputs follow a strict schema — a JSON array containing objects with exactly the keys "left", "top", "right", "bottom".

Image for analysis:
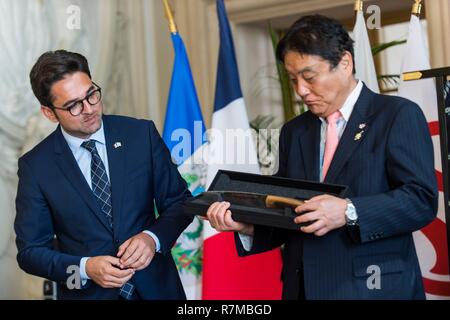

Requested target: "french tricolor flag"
[{"left": 202, "top": 0, "right": 282, "bottom": 299}]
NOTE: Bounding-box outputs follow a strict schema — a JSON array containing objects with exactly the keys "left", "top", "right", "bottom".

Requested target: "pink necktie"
[{"left": 322, "top": 111, "right": 341, "bottom": 181}]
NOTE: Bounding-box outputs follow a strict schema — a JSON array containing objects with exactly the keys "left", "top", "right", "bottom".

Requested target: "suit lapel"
[
  {"left": 54, "top": 127, "right": 113, "bottom": 232},
  {"left": 324, "top": 85, "right": 375, "bottom": 183},
  {"left": 299, "top": 114, "right": 321, "bottom": 181},
  {"left": 103, "top": 117, "right": 126, "bottom": 239}
]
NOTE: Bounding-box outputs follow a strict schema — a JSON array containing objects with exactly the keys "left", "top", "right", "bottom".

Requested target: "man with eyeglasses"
[{"left": 14, "top": 50, "right": 193, "bottom": 300}]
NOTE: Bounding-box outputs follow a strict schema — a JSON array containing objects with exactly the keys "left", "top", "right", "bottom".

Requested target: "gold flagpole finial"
[
  {"left": 163, "top": 0, "right": 177, "bottom": 34},
  {"left": 412, "top": 0, "right": 422, "bottom": 16},
  {"left": 354, "top": 0, "right": 363, "bottom": 12}
]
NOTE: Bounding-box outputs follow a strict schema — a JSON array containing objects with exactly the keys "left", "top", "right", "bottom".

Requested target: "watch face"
[
  {"left": 346, "top": 203, "right": 358, "bottom": 221},
  {"left": 348, "top": 210, "right": 357, "bottom": 220}
]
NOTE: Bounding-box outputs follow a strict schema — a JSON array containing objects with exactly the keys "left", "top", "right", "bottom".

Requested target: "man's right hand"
[
  {"left": 206, "top": 201, "right": 254, "bottom": 236},
  {"left": 85, "top": 256, "right": 135, "bottom": 288}
]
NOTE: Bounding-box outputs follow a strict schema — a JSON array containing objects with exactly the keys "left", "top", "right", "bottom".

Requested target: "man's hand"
[
  {"left": 117, "top": 232, "right": 156, "bottom": 271},
  {"left": 85, "top": 256, "right": 135, "bottom": 288},
  {"left": 206, "top": 201, "right": 254, "bottom": 236},
  {"left": 294, "top": 194, "right": 347, "bottom": 236}
]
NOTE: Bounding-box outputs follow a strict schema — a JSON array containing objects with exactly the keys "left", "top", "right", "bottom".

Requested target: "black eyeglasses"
[{"left": 51, "top": 82, "right": 102, "bottom": 116}]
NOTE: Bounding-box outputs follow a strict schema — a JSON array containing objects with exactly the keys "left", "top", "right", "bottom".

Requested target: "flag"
[
  {"left": 397, "top": 14, "right": 450, "bottom": 299},
  {"left": 201, "top": 0, "right": 283, "bottom": 300},
  {"left": 163, "top": 30, "right": 208, "bottom": 300},
  {"left": 352, "top": 10, "right": 380, "bottom": 93}
]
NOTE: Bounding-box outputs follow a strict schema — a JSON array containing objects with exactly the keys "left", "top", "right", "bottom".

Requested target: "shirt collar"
[
  {"left": 339, "top": 80, "right": 363, "bottom": 122},
  {"left": 319, "top": 80, "right": 363, "bottom": 123},
  {"left": 61, "top": 121, "right": 106, "bottom": 153}
]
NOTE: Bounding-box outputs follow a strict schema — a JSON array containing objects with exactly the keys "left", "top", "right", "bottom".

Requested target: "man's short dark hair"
[
  {"left": 30, "top": 50, "right": 91, "bottom": 107},
  {"left": 276, "top": 14, "right": 355, "bottom": 74}
]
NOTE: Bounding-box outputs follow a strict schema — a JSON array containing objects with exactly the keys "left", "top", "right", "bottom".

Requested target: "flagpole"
[
  {"left": 354, "top": 0, "right": 363, "bottom": 24},
  {"left": 412, "top": 0, "right": 422, "bottom": 17},
  {"left": 163, "top": 0, "right": 177, "bottom": 34},
  {"left": 402, "top": 0, "right": 424, "bottom": 82}
]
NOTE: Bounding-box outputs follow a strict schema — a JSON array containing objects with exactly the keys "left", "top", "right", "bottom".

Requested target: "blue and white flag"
[
  {"left": 163, "top": 31, "right": 207, "bottom": 300},
  {"left": 205, "top": 0, "right": 260, "bottom": 189}
]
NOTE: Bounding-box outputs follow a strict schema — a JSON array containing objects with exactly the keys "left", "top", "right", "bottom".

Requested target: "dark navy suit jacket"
[
  {"left": 15, "top": 115, "right": 193, "bottom": 299},
  {"left": 236, "top": 84, "right": 438, "bottom": 299}
]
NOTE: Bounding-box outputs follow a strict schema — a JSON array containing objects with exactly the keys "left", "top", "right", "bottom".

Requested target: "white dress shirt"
[{"left": 61, "top": 123, "right": 160, "bottom": 281}]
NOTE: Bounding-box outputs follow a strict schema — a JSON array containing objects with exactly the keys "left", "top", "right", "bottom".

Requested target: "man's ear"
[
  {"left": 41, "top": 106, "right": 59, "bottom": 123},
  {"left": 340, "top": 51, "right": 353, "bottom": 73}
]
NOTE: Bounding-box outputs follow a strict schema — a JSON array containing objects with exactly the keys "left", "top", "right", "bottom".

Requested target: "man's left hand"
[
  {"left": 294, "top": 194, "right": 347, "bottom": 236},
  {"left": 117, "top": 232, "right": 156, "bottom": 271}
]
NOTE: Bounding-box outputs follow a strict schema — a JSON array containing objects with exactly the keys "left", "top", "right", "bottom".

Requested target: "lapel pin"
[
  {"left": 114, "top": 142, "right": 122, "bottom": 149},
  {"left": 359, "top": 123, "right": 366, "bottom": 129},
  {"left": 354, "top": 131, "right": 364, "bottom": 141}
]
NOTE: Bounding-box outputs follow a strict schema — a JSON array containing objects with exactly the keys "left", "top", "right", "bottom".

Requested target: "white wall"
[{"left": 235, "top": 24, "right": 284, "bottom": 124}]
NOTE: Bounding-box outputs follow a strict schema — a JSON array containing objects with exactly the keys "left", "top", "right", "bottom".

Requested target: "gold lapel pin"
[{"left": 354, "top": 131, "right": 364, "bottom": 141}]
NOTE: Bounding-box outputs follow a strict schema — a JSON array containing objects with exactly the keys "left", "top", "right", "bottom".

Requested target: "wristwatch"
[{"left": 345, "top": 198, "right": 358, "bottom": 226}]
